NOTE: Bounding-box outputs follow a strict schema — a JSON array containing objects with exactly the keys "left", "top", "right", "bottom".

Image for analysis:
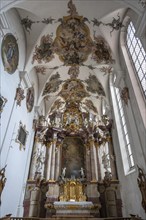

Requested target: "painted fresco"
[{"left": 1, "top": 33, "right": 19, "bottom": 74}]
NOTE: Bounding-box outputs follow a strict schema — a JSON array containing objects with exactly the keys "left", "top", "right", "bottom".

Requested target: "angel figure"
[{"left": 79, "top": 167, "right": 85, "bottom": 179}]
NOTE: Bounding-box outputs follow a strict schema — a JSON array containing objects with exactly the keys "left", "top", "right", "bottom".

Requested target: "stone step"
[
  {"left": 47, "top": 218, "right": 99, "bottom": 220},
  {"left": 48, "top": 215, "right": 99, "bottom": 219}
]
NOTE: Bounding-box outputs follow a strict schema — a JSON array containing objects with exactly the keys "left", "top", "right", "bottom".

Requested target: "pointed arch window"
[
  {"left": 126, "top": 21, "right": 146, "bottom": 97},
  {"left": 114, "top": 87, "right": 134, "bottom": 170}
]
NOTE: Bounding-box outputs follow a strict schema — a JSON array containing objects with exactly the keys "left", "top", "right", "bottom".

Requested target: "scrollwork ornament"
[
  {"left": 15, "top": 87, "right": 25, "bottom": 106},
  {"left": 120, "top": 87, "right": 129, "bottom": 105}
]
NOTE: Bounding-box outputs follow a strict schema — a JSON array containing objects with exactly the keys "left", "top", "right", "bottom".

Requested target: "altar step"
[
  {"left": 50, "top": 217, "right": 97, "bottom": 220},
  {"left": 47, "top": 217, "right": 137, "bottom": 220},
  {"left": 8, "top": 217, "right": 142, "bottom": 220},
  {"left": 51, "top": 214, "right": 95, "bottom": 219}
]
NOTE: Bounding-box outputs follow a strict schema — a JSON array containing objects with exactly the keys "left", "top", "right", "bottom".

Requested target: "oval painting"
[
  {"left": 1, "top": 33, "right": 19, "bottom": 74},
  {"left": 26, "top": 87, "right": 34, "bottom": 112}
]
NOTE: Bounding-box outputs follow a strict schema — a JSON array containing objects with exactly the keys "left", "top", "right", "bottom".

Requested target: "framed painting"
[
  {"left": 0, "top": 95, "right": 7, "bottom": 113},
  {"left": 1, "top": 33, "right": 19, "bottom": 74},
  {"left": 26, "top": 87, "right": 34, "bottom": 112},
  {"left": 16, "top": 122, "right": 28, "bottom": 150}
]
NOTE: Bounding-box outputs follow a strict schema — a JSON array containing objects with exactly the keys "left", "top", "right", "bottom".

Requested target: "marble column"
[
  {"left": 90, "top": 138, "right": 96, "bottom": 181},
  {"left": 50, "top": 139, "right": 56, "bottom": 180},
  {"left": 93, "top": 144, "right": 98, "bottom": 181},
  {"left": 55, "top": 145, "right": 61, "bottom": 180},
  {"left": 96, "top": 146, "right": 101, "bottom": 181},
  {"left": 86, "top": 146, "right": 92, "bottom": 181},
  {"left": 46, "top": 142, "right": 53, "bottom": 180}
]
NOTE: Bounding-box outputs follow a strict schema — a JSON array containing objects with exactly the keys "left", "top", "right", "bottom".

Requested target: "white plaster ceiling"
[{"left": 5, "top": 0, "right": 131, "bottom": 117}]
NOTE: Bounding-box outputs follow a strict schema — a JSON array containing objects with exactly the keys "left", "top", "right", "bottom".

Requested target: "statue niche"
[{"left": 61, "top": 137, "right": 85, "bottom": 179}]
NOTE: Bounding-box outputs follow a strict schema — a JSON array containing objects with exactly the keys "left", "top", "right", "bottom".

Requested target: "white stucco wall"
[{"left": 0, "top": 9, "right": 39, "bottom": 217}]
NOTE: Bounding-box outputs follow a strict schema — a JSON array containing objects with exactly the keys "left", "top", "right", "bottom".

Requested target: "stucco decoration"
[
  {"left": 92, "top": 34, "right": 114, "bottom": 64},
  {"left": 15, "top": 87, "right": 25, "bottom": 106},
  {"left": 34, "top": 66, "right": 46, "bottom": 75},
  {"left": 21, "top": 16, "right": 55, "bottom": 33},
  {"left": 63, "top": 101, "right": 83, "bottom": 133},
  {"left": 59, "top": 78, "right": 90, "bottom": 102},
  {"left": 30, "top": 0, "right": 116, "bottom": 66},
  {"left": 43, "top": 72, "right": 63, "bottom": 96},
  {"left": 120, "top": 87, "right": 129, "bottom": 105},
  {"left": 85, "top": 74, "right": 105, "bottom": 96},
  {"left": 0, "top": 95, "right": 7, "bottom": 113},
  {"left": 138, "top": 0, "right": 146, "bottom": 8},
  {"left": 32, "top": 34, "right": 54, "bottom": 64},
  {"left": 82, "top": 99, "right": 98, "bottom": 113},
  {"left": 54, "top": 16, "right": 93, "bottom": 65},
  {"left": 99, "top": 66, "right": 113, "bottom": 75},
  {"left": 92, "top": 13, "right": 125, "bottom": 36},
  {"left": 26, "top": 87, "right": 34, "bottom": 112},
  {"left": 68, "top": 66, "right": 79, "bottom": 79},
  {"left": 50, "top": 99, "right": 65, "bottom": 112},
  {"left": 54, "top": 0, "right": 93, "bottom": 66},
  {"left": 1, "top": 33, "right": 19, "bottom": 74}
]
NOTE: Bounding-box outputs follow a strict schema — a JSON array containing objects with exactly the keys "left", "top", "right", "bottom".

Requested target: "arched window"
[
  {"left": 126, "top": 21, "right": 146, "bottom": 97},
  {"left": 114, "top": 87, "right": 134, "bottom": 170},
  {"left": 109, "top": 72, "right": 135, "bottom": 174}
]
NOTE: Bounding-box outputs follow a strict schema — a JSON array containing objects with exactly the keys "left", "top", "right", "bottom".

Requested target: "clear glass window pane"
[
  {"left": 138, "top": 68, "right": 144, "bottom": 80},
  {"left": 127, "top": 21, "right": 146, "bottom": 97},
  {"left": 135, "top": 60, "right": 140, "bottom": 71},
  {"left": 132, "top": 37, "right": 137, "bottom": 48},
  {"left": 129, "top": 46, "right": 134, "bottom": 55},
  {"left": 141, "top": 78, "right": 146, "bottom": 90},
  {"left": 132, "top": 52, "right": 137, "bottom": 62},
  {"left": 138, "top": 51, "right": 144, "bottom": 64},
  {"left": 141, "top": 60, "right": 146, "bottom": 72}
]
